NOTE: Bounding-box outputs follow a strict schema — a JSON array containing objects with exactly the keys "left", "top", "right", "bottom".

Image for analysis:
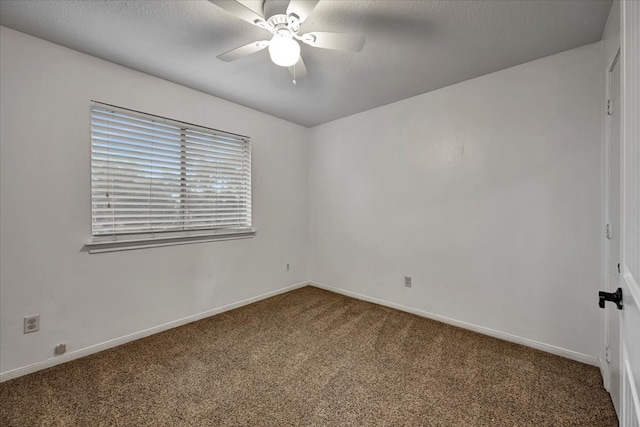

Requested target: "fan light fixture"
[
  {"left": 268, "top": 35, "right": 300, "bottom": 67},
  {"left": 211, "top": 0, "right": 367, "bottom": 83}
]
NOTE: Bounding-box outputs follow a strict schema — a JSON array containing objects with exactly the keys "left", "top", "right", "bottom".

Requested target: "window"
[{"left": 89, "top": 103, "right": 252, "bottom": 249}]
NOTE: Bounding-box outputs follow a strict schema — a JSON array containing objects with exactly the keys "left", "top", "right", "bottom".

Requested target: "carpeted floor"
[{"left": 0, "top": 286, "right": 617, "bottom": 426}]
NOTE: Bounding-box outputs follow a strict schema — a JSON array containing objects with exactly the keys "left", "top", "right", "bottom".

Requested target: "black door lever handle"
[{"left": 599, "top": 288, "right": 623, "bottom": 310}]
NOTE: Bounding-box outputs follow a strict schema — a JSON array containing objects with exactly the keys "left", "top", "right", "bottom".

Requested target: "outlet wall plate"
[
  {"left": 404, "top": 276, "right": 412, "bottom": 288},
  {"left": 24, "top": 315, "right": 40, "bottom": 333}
]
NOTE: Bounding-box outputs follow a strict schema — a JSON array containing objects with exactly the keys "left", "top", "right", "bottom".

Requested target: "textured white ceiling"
[{"left": 0, "top": 0, "right": 612, "bottom": 127}]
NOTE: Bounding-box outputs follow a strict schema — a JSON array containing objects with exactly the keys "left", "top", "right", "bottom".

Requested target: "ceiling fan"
[{"left": 209, "top": 0, "right": 366, "bottom": 83}]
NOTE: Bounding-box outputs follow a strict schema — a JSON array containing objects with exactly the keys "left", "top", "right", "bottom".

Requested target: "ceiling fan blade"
[
  {"left": 209, "top": 0, "right": 268, "bottom": 28},
  {"left": 217, "top": 40, "right": 269, "bottom": 62},
  {"left": 286, "top": 0, "right": 320, "bottom": 23},
  {"left": 300, "top": 32, "right": 366, "bottom": 52},
  {"left": 288, "top": 56, "right": 308, "bottom": 82}
]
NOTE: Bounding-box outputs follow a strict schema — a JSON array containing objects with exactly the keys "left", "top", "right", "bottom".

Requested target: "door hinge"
[
  {"left": 599, "top": 287, "right": 623, "bottom": 310},
  {"left": 605, "top": 346, "right": 610, "bottom": 363},
  {"left": 606, "top": 223, "right": 612, "bottom": 240},
  {"left": 607, "top": 99, "right": 613, "bottom": 115}
]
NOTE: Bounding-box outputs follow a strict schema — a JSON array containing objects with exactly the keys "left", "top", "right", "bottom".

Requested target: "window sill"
[{"left": 84, "top": 229, "right": 256, "bottom": 254}]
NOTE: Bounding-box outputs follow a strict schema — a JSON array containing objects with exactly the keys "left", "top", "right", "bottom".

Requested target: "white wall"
[
  {"left": 308, "top": 43, "right": 604, "bottom": 362},
  {"left": 602, "top": 0, "right": 620, "bottom": 68},
  {"left": 0, "top": 27, "right": 309, "bottom": 377}
]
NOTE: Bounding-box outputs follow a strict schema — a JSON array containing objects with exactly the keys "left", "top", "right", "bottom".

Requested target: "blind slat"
[{"left": 92, "top": 153, "right": 248, "bottom": 169}]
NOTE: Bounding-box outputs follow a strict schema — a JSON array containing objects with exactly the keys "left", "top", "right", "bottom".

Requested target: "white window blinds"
[{"left": 91, "top": 104, "right": 252, "bottom": 242}]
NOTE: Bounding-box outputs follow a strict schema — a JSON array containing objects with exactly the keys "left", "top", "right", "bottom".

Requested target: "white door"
[
  {"left": 618, "top": 2, "right": 640, "bottom": 425},
  {"left": 605, "top": 42, "right": 640, "bottom": 427},
  {"left": 606, "top": 50, "right": 622, "bottom": 415}
]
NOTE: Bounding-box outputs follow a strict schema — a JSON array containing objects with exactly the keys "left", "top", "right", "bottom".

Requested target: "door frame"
[{"left": 601, "top": 47, "right": 621, "bottom": 395}]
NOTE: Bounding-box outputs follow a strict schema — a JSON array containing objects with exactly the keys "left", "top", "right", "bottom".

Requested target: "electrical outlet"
[
  {"left": 404, "top": 276, "right": 412, "bottom": 288},
  {"left": 286, "top": 263, "right": 291, "bottom": 271},
  {"left": 54, "top": 343, "right": 66, "bottom": 355},
  {"left": 24, "top": 315, "right": 40, "bottom": 334}
]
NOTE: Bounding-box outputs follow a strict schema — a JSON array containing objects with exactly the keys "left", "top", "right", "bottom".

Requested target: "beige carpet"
[{"left": 0, "top": 286, "right": 617, "bottom": 426}]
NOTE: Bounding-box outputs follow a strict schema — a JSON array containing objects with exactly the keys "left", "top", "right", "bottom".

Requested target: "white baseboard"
[
  {"left": 0, "top": 281, "right": 310, "bottom": 383},
  {"left": 310, "top": 281, "right": 600, "bottom": 367}
]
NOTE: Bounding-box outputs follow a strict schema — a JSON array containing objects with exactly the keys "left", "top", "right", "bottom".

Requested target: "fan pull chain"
[{"left": 292, "top": 63, "right": 297, "bottom": 85}]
